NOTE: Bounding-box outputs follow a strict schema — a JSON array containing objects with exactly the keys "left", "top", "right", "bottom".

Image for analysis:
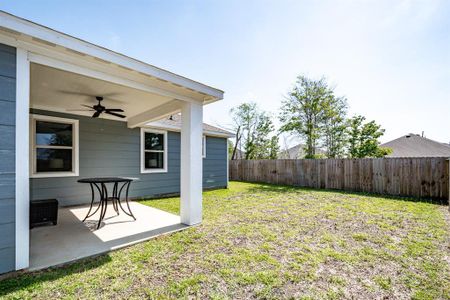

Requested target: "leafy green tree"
[
  {"left": 268, "top": 136, "right": 280, "bottom": 159},
  {"left": 347, "top": 115, "right": 391, "bottom": 158},
  {"left": 230, "top": 102, "right": 277, "bottom": 159},
  {"left": 279, "top": 75, "right": 342, "bottom": 158},
  {"left": 322, "top": 95, "right": 348, "bottom": 158}
]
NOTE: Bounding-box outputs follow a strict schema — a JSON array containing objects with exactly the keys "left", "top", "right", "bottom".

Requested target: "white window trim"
[
  {"left": 141, "top": 128, "right": 168, "bottom": 173},
  {"left": 202, "top": 135, "right": 206, "bottom": 158},
  {"left": 30, "top": 114, "right": 79, "bottom": 178}
]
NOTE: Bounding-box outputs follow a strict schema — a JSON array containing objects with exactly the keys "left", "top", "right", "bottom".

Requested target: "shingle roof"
[
  {"left": 146, "top": 114, "right": 234, "bottom": 138},
  {"left": 381, "top": 134, "right": 450, "bottom": 158}
]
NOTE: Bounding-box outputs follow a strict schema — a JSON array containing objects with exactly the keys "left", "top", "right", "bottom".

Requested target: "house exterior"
[
  {"left": 30, "top": 111, "right": 232, "bottom": 207},
  {"left": 381, "top": 134, "right": 450, "bottom": 158},
  {"left": 0, "top": 11, "right": 229, "bottom": 274}
]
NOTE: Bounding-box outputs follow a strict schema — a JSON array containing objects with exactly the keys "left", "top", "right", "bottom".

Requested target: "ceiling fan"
[{"left": 68, "top": 96, "right": 126, "bottom": 119}]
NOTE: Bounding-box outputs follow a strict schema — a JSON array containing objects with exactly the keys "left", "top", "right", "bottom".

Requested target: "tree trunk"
[{"left": 231, "top": 126, "right": 241, "bottom": 160}]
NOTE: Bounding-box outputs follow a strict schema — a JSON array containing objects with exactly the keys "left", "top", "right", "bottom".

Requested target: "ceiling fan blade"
[
  {"left": 105, "top": 108, "right": 124, "bottom": 112},
  {"left": 92, "top": 111, "right": 101, "bottom": 118},
  {"left": 81, "top": 104, "right": 94, "bottom": 109},
  {"left": 105, "top": 111, "right": 126, "bottom": 118}
]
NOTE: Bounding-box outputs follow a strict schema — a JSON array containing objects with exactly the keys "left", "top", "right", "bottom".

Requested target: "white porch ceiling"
[{"left": 30, "top": 63, "right": 177, "bottom": 122}]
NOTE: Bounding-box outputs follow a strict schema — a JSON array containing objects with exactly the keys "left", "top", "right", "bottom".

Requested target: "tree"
[
  {"left": 230, "top": 102, "right": 277, "bottom": 159},
  {"left": 322, "top": 95, "right": 348, "bottom": 158},
  {"left": 279, "top": 75, "right": 337, "bottom": 158},
  {"left": 231, "top": 126, "right": 242, "bottom": 160},
  {"left": 228, "top": 139, "right": 235, "bottom": 159},
  {"left": 268, "top": 136, "right": 280, "bottom": 159},
  {"left": 347, "top": 115, "right": 391, "bottom": 158}
]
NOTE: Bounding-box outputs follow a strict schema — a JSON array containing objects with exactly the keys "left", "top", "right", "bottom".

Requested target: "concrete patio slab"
[{"left": 29, "top": 202, "right": 186, "bottom": 271}]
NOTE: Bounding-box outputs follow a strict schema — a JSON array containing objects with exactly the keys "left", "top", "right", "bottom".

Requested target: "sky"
[{"left": 2, "top": 0, "right": 449, "bottom": 146}]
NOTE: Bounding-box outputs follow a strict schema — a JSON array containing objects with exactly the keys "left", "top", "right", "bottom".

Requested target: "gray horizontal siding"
[
  {"left": 30, "top": 110, "right": 227, "bottom": 207},
  {"left": 0, "top": 45, "right": 16, "bottom": 79},
  {"left": 0, "top": 247, "right": 15, "bottom": 274},
  {"left": 0, "top": 43, "right": 15, "bottom": 274},
  {"left": 0, "top": 100, "right": 16, "bottom": 126},
  {"left": 0, "top": 174, "right": 15, "bottom": 200},
  {"left": 0, "top": 221, "right": 14, "bottom": 248},
  {"left": 203, "top": 137, "right": 228, "bottom": 189},
  {"left": 0, "top": 76, "right": 16, "bottom": 102}
]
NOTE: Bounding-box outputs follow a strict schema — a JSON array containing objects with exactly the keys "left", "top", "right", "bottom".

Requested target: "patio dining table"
[{"left": 77, "top": 177, "right": 138, "bottom": 229}]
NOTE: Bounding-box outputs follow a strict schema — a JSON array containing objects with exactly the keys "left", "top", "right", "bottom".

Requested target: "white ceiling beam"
[{"left": 127, "top": 99, "right": 182, "bottom": 128}]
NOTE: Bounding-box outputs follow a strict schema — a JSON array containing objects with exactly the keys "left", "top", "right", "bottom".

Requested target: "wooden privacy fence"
[{"left": 229, "top": 158, "right": 449, "bottom": 201}]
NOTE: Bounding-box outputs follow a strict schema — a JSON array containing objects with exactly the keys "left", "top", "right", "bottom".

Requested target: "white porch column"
[
  {"left": 180, "top": 101, "right": 203, "bottom": 225},
  {"left": 15, "top": 48, "right": 30, "bottom": 270}
]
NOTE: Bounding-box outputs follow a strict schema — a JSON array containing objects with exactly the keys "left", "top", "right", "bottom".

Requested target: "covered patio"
[
  {"left": 0, "top": 11, "right": 224, "bottom": 273},
  {"left": 30, "top": 202, "right": 186, "bottom": 271},
  {"left": 24, "top": 58, "right": 210, "bottom": 270}
]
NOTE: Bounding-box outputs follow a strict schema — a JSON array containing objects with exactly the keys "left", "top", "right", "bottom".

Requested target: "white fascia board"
[
  {"left": 0, "top": 11, "right": 224, "bottom": 100},
  {"left": 200, "top": 130, "right": 234, "bottom": 138},
  {"left": 143, "top": 123, "right": 234, "bottom": 138}
]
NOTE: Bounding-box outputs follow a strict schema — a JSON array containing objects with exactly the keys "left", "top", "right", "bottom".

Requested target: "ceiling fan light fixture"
[{"left": 67, "top": 95, "right": 126, "bottom": 119}]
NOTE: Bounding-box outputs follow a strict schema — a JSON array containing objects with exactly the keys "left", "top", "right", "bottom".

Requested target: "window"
[
  {"left": 202, "top": 135, "right": 206, "bottom": 158},
  {"left": 141, "top": 128, "right": 168, "bottom": 173},
  {"left": 30, "top": 115, "right": 79, "bottom": 178}
]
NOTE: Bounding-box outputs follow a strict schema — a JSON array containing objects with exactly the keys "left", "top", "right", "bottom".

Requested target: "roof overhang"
[
  {"left": 143, "top": 121, "right": 234, "bottom": 138},
  {"left": 0, "top": 10, "right": 224, "bottom": 103}
]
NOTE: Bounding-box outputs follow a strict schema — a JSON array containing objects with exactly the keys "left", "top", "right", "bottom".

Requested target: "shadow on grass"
[
  {"left": 0, "top": 254, "right": 112, "bottom": 297},
  {"left": 236, "top": 181, "right": 448, "bottom": 206}
]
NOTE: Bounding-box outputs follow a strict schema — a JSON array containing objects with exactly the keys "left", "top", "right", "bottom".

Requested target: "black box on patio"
[{"left": 30, "top": 199, "right": 59, "bottom": 228}]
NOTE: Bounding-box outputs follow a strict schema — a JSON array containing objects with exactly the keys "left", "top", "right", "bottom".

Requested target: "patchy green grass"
[{"left": 1, "top": 182, "right": 449, "bottom": 299}]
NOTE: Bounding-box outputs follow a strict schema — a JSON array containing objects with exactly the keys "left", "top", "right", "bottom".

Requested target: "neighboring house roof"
[
  {"left": 381, "top": 134, "right": 450, "bottom": 158},
  {"left": 278, "top": 144, "right": 325, "bottom": 159},
  {"left": 145, "top": 114, "right": 234, "bottom": 138}
]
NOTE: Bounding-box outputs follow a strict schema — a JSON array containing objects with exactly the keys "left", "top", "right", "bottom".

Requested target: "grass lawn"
[{"left": 1, "top": 182, "right": 449, "bottom": 299}]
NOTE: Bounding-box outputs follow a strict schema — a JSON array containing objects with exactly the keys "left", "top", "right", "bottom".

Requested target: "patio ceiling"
[{"left": 30, "top": 63, "right": 179, "bottom": 123}]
